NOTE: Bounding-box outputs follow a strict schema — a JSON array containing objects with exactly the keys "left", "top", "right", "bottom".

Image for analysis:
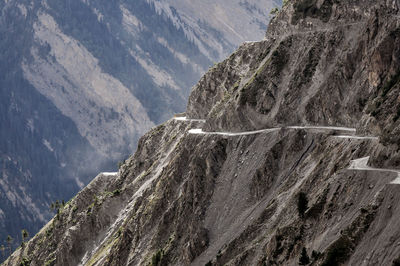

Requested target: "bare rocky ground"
[{"left": 4, "top": 0, "right": 400, "bottom": 265}]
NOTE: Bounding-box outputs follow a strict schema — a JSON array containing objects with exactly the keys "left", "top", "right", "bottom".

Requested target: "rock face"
[
  {"left": 147, "top": 0, "right": 278, "bottom": 61},
  {"left": 4, "top": 0, "right": 400, "bottom": 265},
  {"left": 0, "top": 0, "right": 279, "bottom": 255}
]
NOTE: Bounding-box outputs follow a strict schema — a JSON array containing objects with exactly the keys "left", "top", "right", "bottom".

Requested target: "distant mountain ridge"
[{"left": 147, "top": 0, "right": 277, "bottom": 61}]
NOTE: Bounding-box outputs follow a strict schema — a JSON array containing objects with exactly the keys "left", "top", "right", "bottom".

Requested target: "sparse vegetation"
[
  {"left": 50, "top": 200, "right": 66, "bottom": 220},
  {"left": 6, "top": 235, "right": 13, "bottom": 255},
  {"left": 270, "top": 39, "right": 291, "bottom": 74},
  {"left": 311, "top": 250, "right": 322, "bottom": 260},
  {"left": 270, "top": 7, "right": 279, "bottom": 15},
  {"left": 21, "top": 229, "right": 29, "bottom": 243},
  {"left": 322, "top": 236, "right": 352, "bottom": 266},
  {"left": 272, "top": 234, "right": 284, "bottom": 258},
  {"left": 151, "top": 249, "right": 163, "bottom": 266},
  {"left": 216, "top": 249, "right": 222, "bottom": 259},
  {"left": 299, "top": 247, "right": 310, "bottom": 265},
  {"left": 20, "top": 256, "right": 31, "bottom": 266},
  {"left": 0, "top": 245, "right": 5, "bottom": 257},
  {"left": 297, "top": 192, "right": 308, "bottom": 218},
  {"left": 393, "top": 257, "right": 400, "bottom": 266},
  {"left": 44, "top": 258, "right": 56, "bottom": 266},
  {"left": 46, "top": 226, "right": 54, "bottom": 237},
  {"left": 232, "top": 81, "right": 240, "bottom": 90},
  {"left": 358, "top": 97, "right": 367, "bottom": 110},
  {"left": 87, "top": 203, "right": 94, "bottom": 214},
  {"left": 116, "top": 227, "right": 123, "bottom": 238}
]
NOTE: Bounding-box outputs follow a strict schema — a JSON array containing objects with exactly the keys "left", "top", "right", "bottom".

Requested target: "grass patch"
[
  {"left": 20, "top": 256, "right": 31, "bottom": 266},
  {"left": 87, "top": 202, "right": 94, "bottom": 214},
  {"left": 112, "top": 189, "right": 121, "bottom": 196},
  {"left": 44, "top": 258, "right": 56, "bottom": 266},
  {"left": 46, "top": 226, "right": 53, "bottom": 237},
  {"left": 151, "top": 249, "right": 163, "bottom": 266}
]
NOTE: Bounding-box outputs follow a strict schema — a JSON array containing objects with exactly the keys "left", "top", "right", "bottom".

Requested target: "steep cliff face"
[
  {"left": 4, "top": 0, "right": 400, "bottom": 265},
  {"left": 0, "top": 0, "right": 279, "bottom": 255}
]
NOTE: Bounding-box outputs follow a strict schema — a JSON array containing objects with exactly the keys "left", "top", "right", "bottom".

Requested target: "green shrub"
[
  {"left": 322, "top": 236, "right": 352, "bottom": 266},
  {"left": 20, "top": 256, "right": 31, "bottom": 266},
  {"left": 116, "top": 227, "right": 123, "bottom": 238},
  {"left": 393, "top": 257, "right": 400, "bottom": 266},
  {"left": 46, "top": 227, "right": 53, "bottom": 237},
  {"left": 44, "top": 258, "right": 56, "bottom": 266},
  {"left": 151, "top": 249, "right": 163, "bottom": 266},
  {"left": 297, "top": 192, "right": 308, "bottom": 218},
  {"left": 270, "top": 7, "right": 279, "bottom": 15},
  {"left": 299, "top": 247, "right": 310, "bottom": 265},
  {"left": 311, "top": 250, "right": 321, "bottom": 260},
  {"left": 87, "top": 203, "right": 93, "bottom": 214}
]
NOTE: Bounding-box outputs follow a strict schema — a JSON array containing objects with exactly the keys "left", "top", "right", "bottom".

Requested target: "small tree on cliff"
[
  {"left": 299, "top": 247, "right": 310, "bottom": 265},
  {"left": 297, "top": 192, "right": 308, "bottom": 218},
  {"left": 22, "top": 229, "right": 29, "bottom": 243},
  {"left": 6, "top": 235, "right": 13, "bottom": 255}
]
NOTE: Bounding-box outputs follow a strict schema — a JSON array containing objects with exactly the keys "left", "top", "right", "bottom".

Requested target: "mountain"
[
  {"left": 0, "top": 0, "right": 280, "bottom": 256},
  {"left": 7, "top": 0, "right": 400, "bottom": 265},
  {"left": 145, "top": 0, "right": 277, "bottom": 61}
]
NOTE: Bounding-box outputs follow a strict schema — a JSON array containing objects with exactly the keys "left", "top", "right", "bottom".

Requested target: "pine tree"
[
  {"left": 0, "top": 245, "right": 5, "bottom": 257},
  {"left": 299, "top": 247, "right": 310, "bottom": 265},
  {"left": 22, "top": 229, "right": 29, "bottom": 243},
  {"left": 297, "top": 192, "right": 308, "bottom": 218},
  {"left": 50, "top": 202, "right": 55, "bottom": 211},
  {"left": 6, "top": 235, "right": 13, "bottom": 255}
]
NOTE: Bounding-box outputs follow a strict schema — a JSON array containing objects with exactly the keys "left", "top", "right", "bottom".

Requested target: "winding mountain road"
[
  {"left": 188, "top": 128, "right": 280, "bottom": 136},
  {"left": 349, "top": 157, "right": 400, "bottom": 185},
  {"left": 177, "top": 115, "right": 399, "bottom": 185},
  {"left": 100, "top": 172, "right": 118, "bottom": 176},
  {"left": 332, "top": 135, "right": 379, "bottom": 140},
  {"left": 173, "top": 116, "right": 206, "bottom": 123},
  {"left": 188, "top": 125, "right": 356, "bottom": 136},
  {"left": 285, "top": 126, "right": 356, "bottom": 132}
]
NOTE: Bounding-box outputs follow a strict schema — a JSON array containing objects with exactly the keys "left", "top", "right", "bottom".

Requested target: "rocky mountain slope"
[
  {"left": 146, "top": 0, "right": 277, "bottom": 60},
  {"left": 4, "top": 0, "right": 400, "bottom": 265},
  {"left": 0, "top": 0, "right": 279, "bottom": 255}
]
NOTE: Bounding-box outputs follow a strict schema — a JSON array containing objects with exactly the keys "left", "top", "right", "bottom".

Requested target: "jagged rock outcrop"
[{"left": 4, "top": 0, "right": 400, "bottom": 265}]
